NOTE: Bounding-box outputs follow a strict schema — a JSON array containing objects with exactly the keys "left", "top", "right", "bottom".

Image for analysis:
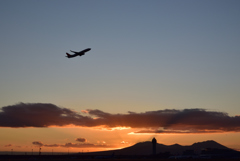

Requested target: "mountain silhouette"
[{"left": 84, "top": 140, "right": 237, "bottom": 156}]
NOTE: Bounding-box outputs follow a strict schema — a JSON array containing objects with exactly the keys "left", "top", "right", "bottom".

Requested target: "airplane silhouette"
[{"left": 66, "top": 48, "right": 91, "bottom": 58}]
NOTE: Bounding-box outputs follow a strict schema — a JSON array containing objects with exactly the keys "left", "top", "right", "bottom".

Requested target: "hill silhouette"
[{"left": 84, "top": 140, "right": 237, "bottom": 156}]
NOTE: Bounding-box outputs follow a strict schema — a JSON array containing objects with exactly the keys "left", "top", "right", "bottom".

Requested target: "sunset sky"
[{"left": 1, "top": 0, "right": 240, "bottom": 153}]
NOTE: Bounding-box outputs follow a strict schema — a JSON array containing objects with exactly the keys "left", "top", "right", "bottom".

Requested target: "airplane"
[{"left": 66, "top": 48, "right": 91, "bottom": 58}]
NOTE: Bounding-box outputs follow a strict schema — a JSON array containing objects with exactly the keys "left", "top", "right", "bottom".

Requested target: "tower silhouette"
[{"left": 152, "top": 137, "right": 157, "bottom": 155}]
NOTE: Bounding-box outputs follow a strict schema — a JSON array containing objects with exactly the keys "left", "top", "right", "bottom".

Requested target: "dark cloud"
[
  {"left": 4, "top": 144, "right": 12, "bottom": 147},
  {"left": 0, "top": 103, "right": 93, "bottom": 127},
  {"left": 1, "top": 103, "right": 240, "bottom": 133},
  {"left": 75, "top": 138, "right": 87, "bottom": 142},
  {"left": 86, "top": 108, "right": 240, "bottom": 133},
  {"left": 32, "top": 141, "right": 43, "bottom": 147}
]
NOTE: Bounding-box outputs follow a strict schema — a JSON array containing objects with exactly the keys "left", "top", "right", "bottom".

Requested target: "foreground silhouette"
[
  {"left": 1, "top": 140, "right": 240, "bottom": 160},
  {"left": 66, "top": 48, "right": 91, "bottom": 58}
]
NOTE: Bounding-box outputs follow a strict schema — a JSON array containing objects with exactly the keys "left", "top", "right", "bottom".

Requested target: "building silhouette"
[{"left": 152, "top": 137, "right": 157, "bottom": 155}]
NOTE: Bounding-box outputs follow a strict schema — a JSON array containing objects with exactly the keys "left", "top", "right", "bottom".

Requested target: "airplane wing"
[{"left": 70, "top": 50, "right": 78, "bottom": 54}]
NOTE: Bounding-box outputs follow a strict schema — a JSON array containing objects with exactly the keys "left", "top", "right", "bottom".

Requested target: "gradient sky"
[{"left": 0, "top": 0, "right": 240, "bottom": 153}]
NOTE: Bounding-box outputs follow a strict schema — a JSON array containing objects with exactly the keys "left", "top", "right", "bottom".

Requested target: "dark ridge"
[
  {"left": 191, "top": 140, "right": 228, "bottom": 149},
  {"left": 82, "top": 140, "right": 239, "bottom": 156}
]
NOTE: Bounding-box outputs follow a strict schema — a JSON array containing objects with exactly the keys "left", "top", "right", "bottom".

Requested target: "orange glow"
[
  {"left": 1, "top": 127, "right": 240, "bottom": 153},
  {"left": 96, "top": 126, "right": 131, "bottom": 131}
]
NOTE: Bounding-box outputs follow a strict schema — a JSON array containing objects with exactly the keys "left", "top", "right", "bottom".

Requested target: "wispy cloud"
[
  {"left": 1, "top": 103, "right": 240, "bottom": 133},
  {"left": 32, "top": 141, "right": 108, "bottom": 148},
  {"left": 3, "top": 144, "right": 22, "bottom": 148},
  {"left": 4, "top": 144, "right": 12, "bottom": 147}
]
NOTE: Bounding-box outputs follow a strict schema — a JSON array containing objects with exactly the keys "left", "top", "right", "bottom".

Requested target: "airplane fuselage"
[{"left": 80, "top": 48, "right": 91, "bottom": 53}]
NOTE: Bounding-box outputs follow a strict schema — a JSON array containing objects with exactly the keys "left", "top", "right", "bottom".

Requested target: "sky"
[{"left": 0, "top": 0, "right": 240, "bottom": 153}]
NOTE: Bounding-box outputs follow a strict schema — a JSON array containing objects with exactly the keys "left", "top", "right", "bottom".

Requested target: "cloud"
[
  {"left": 4, "top": 144, "right": 12, "bottom": 147},
  {"left": 132, "top": 129, "right": 214, "bottom": 134},
  {"left": 62, "top": 142, "right": 107, "bottom": 148},
  {"left": 32, "top": 142, "right": 108, "bottom": 148},
  {"left": 1, "top": 103, "right": 240, "bottom": 133},
  {"left": 0, "top": 103, "right": 92, "bottom": 127},
  {"left": 3, "top": 144, "right": 21, "bottom": 148},
  {"left": 85, "top": 108, "right": 240, "bottom": 133},
  {"left": 75, "top": 138, "right": 87, "bottom": 142},
  {"left": 32, "top": 141, "right": 44, "bottom": 147}
]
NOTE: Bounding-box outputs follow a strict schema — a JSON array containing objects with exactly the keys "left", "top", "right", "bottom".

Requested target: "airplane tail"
[{"left": 66, "top": 53, "right": 71, "bottom": 56}]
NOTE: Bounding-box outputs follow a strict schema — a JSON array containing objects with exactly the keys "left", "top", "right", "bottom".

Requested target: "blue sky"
[
  {"left": 1, "top": 0, "right": 239, "bottom": 114},
  {"left": 0, "top": 0, "right": 240, "bottom": 152}
]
